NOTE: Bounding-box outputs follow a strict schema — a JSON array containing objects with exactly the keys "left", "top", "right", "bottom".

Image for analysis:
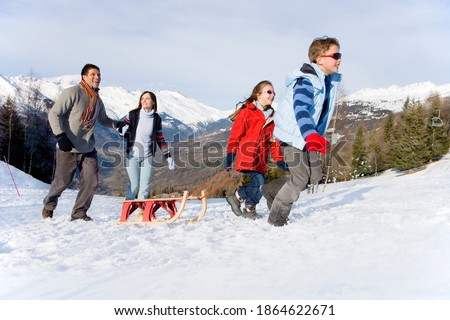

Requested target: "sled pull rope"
[
  {"left": 191, "top": 167, "right": 240, "bottom": 200},
  {"left": 3, "top": 156, "right": 20, "bottom": 196},
  {"left": 198, "top": 170, "right": 240, "bottom": 199}
]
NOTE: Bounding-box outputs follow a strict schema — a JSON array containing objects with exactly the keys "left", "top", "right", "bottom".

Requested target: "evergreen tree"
[
  {"left": 393, "top": 100, "right": 431, "bottom": 170},
  {"left": 0, "top": 98, "right": 26, "bottom": 170},
  {"left": 351, "top": 124, "right": 371, "bottom": 178},
  {"left": 367, "top": 131, "right": 383, "bottom": 175},
  {"left": 383, "top": 112, "right": 394, "bottom": 143},
  {"left": 428, "top": 96, "right": 449, "bottom": 158},
  {"left": 25, "top": 109, "right": 56, "bottom": 183},
  {"left": 382, "top": 113, "right": 396, "bottom": 169}
]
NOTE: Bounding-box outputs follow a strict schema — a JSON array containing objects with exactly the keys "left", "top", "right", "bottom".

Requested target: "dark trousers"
[
  {"left": 237, "top": 171, "right": 266, "bottom": 206},
  {"left": 43, "top": 149, "right": 99, "bottom": 218}
]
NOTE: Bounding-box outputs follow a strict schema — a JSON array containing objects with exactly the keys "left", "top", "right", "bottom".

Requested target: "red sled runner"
[
  {"left": 117, "top": 167, "right": 240, "bottom": 225},
  {"left": 118, "top": 190, "right": 207, "bottom": 225}
]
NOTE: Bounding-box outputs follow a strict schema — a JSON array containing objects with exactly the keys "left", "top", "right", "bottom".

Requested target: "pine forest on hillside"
[
  {"left": 346, "top": 95, "right": 450, "bottom": 178},
  {"left": 1, "top": 80, "right": 449, "bottom": 198}
]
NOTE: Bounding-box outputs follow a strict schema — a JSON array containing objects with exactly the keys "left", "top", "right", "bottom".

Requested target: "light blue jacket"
[{"left": 273, "top": 63, "right": 342, "bottom": 150}]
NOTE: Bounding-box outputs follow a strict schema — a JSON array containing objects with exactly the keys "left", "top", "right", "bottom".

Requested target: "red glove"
[{"left": 305, "top": 133, "right": 329, "bottom": 154}]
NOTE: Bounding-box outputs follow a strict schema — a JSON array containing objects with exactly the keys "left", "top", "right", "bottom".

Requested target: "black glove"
[
  {"left": 116, "top": 121, "right": 126, "bottom": 134},
  {"left": 276, "top": 160, "right": 289, "bottom": 172},
  {"left": 56, "top": 133, "right": 73, "bottom": 152},
  {"left": 223, "top": 152, "right": 236, "bottom": 172}
]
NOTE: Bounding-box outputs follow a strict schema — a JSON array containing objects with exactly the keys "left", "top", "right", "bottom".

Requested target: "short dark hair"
[
  {"left": 81, "top": 64, "right": 100, "bottom": 76},
  {"left": 309, "top": 36, "right": 340, "bottom": 63}
]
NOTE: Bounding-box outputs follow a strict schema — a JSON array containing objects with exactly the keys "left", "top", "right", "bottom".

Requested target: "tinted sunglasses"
[
  {"left": 321, "top": 52, "right": 342, "bottom": 60},
  {"left": 263, "top": 90, "right": 275, "bottom": 95}
]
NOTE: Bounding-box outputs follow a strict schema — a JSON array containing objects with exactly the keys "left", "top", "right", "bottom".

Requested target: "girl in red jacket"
[{"left": 224, "top": 80, "right": 288, "bottom": 219}]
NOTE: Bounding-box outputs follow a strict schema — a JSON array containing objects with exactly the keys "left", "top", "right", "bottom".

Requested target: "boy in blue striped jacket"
[{"left": 263, "top": 36, "right": 343, "bottom": 226}]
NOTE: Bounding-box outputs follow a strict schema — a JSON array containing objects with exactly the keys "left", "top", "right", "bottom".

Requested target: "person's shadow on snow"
[{"left": 290, "top": 186, "right": 377, "bottom": 221}]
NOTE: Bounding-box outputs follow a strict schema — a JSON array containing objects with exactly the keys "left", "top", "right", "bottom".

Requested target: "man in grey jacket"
[{"left": 42, "top": 63, "right": 124, "bottom": 221}]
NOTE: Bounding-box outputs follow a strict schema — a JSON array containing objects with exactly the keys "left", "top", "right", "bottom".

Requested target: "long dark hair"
[
  {"left": 228, "top": 80, "right": 273, "bottom": 121},
  {"left": 138, "top": 91, "right": 158, "bottom": 112}
]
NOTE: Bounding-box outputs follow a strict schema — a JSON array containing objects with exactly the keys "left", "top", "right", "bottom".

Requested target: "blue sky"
[{"left": 1, "top": 0, "right": 449, "bottom": 110}]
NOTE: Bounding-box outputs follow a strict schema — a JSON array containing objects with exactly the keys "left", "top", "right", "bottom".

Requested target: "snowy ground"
[{"left": 1, "top": 154, "right": 450, "bottom": 301}]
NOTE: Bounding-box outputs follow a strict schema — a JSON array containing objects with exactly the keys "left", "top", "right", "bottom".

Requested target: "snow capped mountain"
[
  {"left": 2, "top": 73, "right": 449, "bottom": 127},
  {"left": 0, "top": 74, "right": 229, "bottom": 131},
  {"left": 0, "top": 74, "right": 17, "bottom": 97},
  {"left": 345, "top": 81, "right": 450, "bottom": 112}
]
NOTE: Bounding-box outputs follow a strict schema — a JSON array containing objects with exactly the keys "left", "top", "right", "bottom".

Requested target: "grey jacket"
[{"left": 48, "top": 84, "right": 118, "bottom": 153}]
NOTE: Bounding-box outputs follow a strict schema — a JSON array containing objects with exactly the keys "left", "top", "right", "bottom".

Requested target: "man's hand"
[{"left": 56, "top": 133, "right": 73, "bottom": 152}]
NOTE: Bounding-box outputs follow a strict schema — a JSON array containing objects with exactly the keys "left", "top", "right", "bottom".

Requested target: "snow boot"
[
  {"left": 226, "top": 190, "right": 243, "bottom": 216},
  {"left": 42, "top": 207, "right": 53, "bottom": 219},
  {"left": 71, "top": 215, "right": 93, "bottom": 222},
  {"left": 242, "top": 204, "right": 262, "bottom": 220},
  {"left": 267, "top": 215, "right": 288, "bottom": 227}
]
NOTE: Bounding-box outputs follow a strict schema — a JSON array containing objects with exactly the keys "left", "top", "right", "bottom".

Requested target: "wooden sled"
[{"left": 117, "top": 190, "right": 207, "bottom": 225}]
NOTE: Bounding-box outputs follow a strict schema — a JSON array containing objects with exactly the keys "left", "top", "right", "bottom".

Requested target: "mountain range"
[
  {"left": 0, "top": 74, "right": 231, "bottom": 138},
  {"left": 344, "top": 81, "right": 450, "bottom": 113},
  {"left": 2, "top": 73, "right": 450, "bottom": 133},
  {"left": 2, "top": 73, "right": 449, "bottom": 195}
]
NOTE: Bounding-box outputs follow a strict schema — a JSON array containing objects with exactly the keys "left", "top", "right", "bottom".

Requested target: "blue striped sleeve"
[{"left": 293, "top": 78, "right": 316, "bottom": 138}]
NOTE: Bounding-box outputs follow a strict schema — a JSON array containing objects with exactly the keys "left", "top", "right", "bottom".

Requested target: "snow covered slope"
[{"left": 1, "top": 153, "right": 449, "bottom": 299}]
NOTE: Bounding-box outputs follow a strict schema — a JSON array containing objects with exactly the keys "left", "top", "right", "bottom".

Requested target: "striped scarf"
[{"left": 79, "top": 80, "right": 99, "bottom": 130}]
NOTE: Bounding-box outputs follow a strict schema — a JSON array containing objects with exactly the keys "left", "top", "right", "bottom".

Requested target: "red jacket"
[{"left": 227, "top": 103, "right": 284, "bottom": 174}]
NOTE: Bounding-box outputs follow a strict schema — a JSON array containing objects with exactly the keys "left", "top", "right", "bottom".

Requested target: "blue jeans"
[
  {"left": 237, "top": 171, "right": 266, "bottom": 206},
  {"left": 125, "top": 154, "right": 154, "bottom": 200}
]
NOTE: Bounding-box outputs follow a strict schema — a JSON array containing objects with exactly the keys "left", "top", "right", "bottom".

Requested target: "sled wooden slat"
[
  {"left": 175, "top": 191, "right": 207, "bottom": 222},
  {"left": 117, "top": 190, "right": 207, "bottom": 225}
]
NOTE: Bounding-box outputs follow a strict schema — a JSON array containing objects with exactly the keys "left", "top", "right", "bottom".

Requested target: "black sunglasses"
[{"left": 263, "top": 90, "right": 275, "bottom": 95}]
